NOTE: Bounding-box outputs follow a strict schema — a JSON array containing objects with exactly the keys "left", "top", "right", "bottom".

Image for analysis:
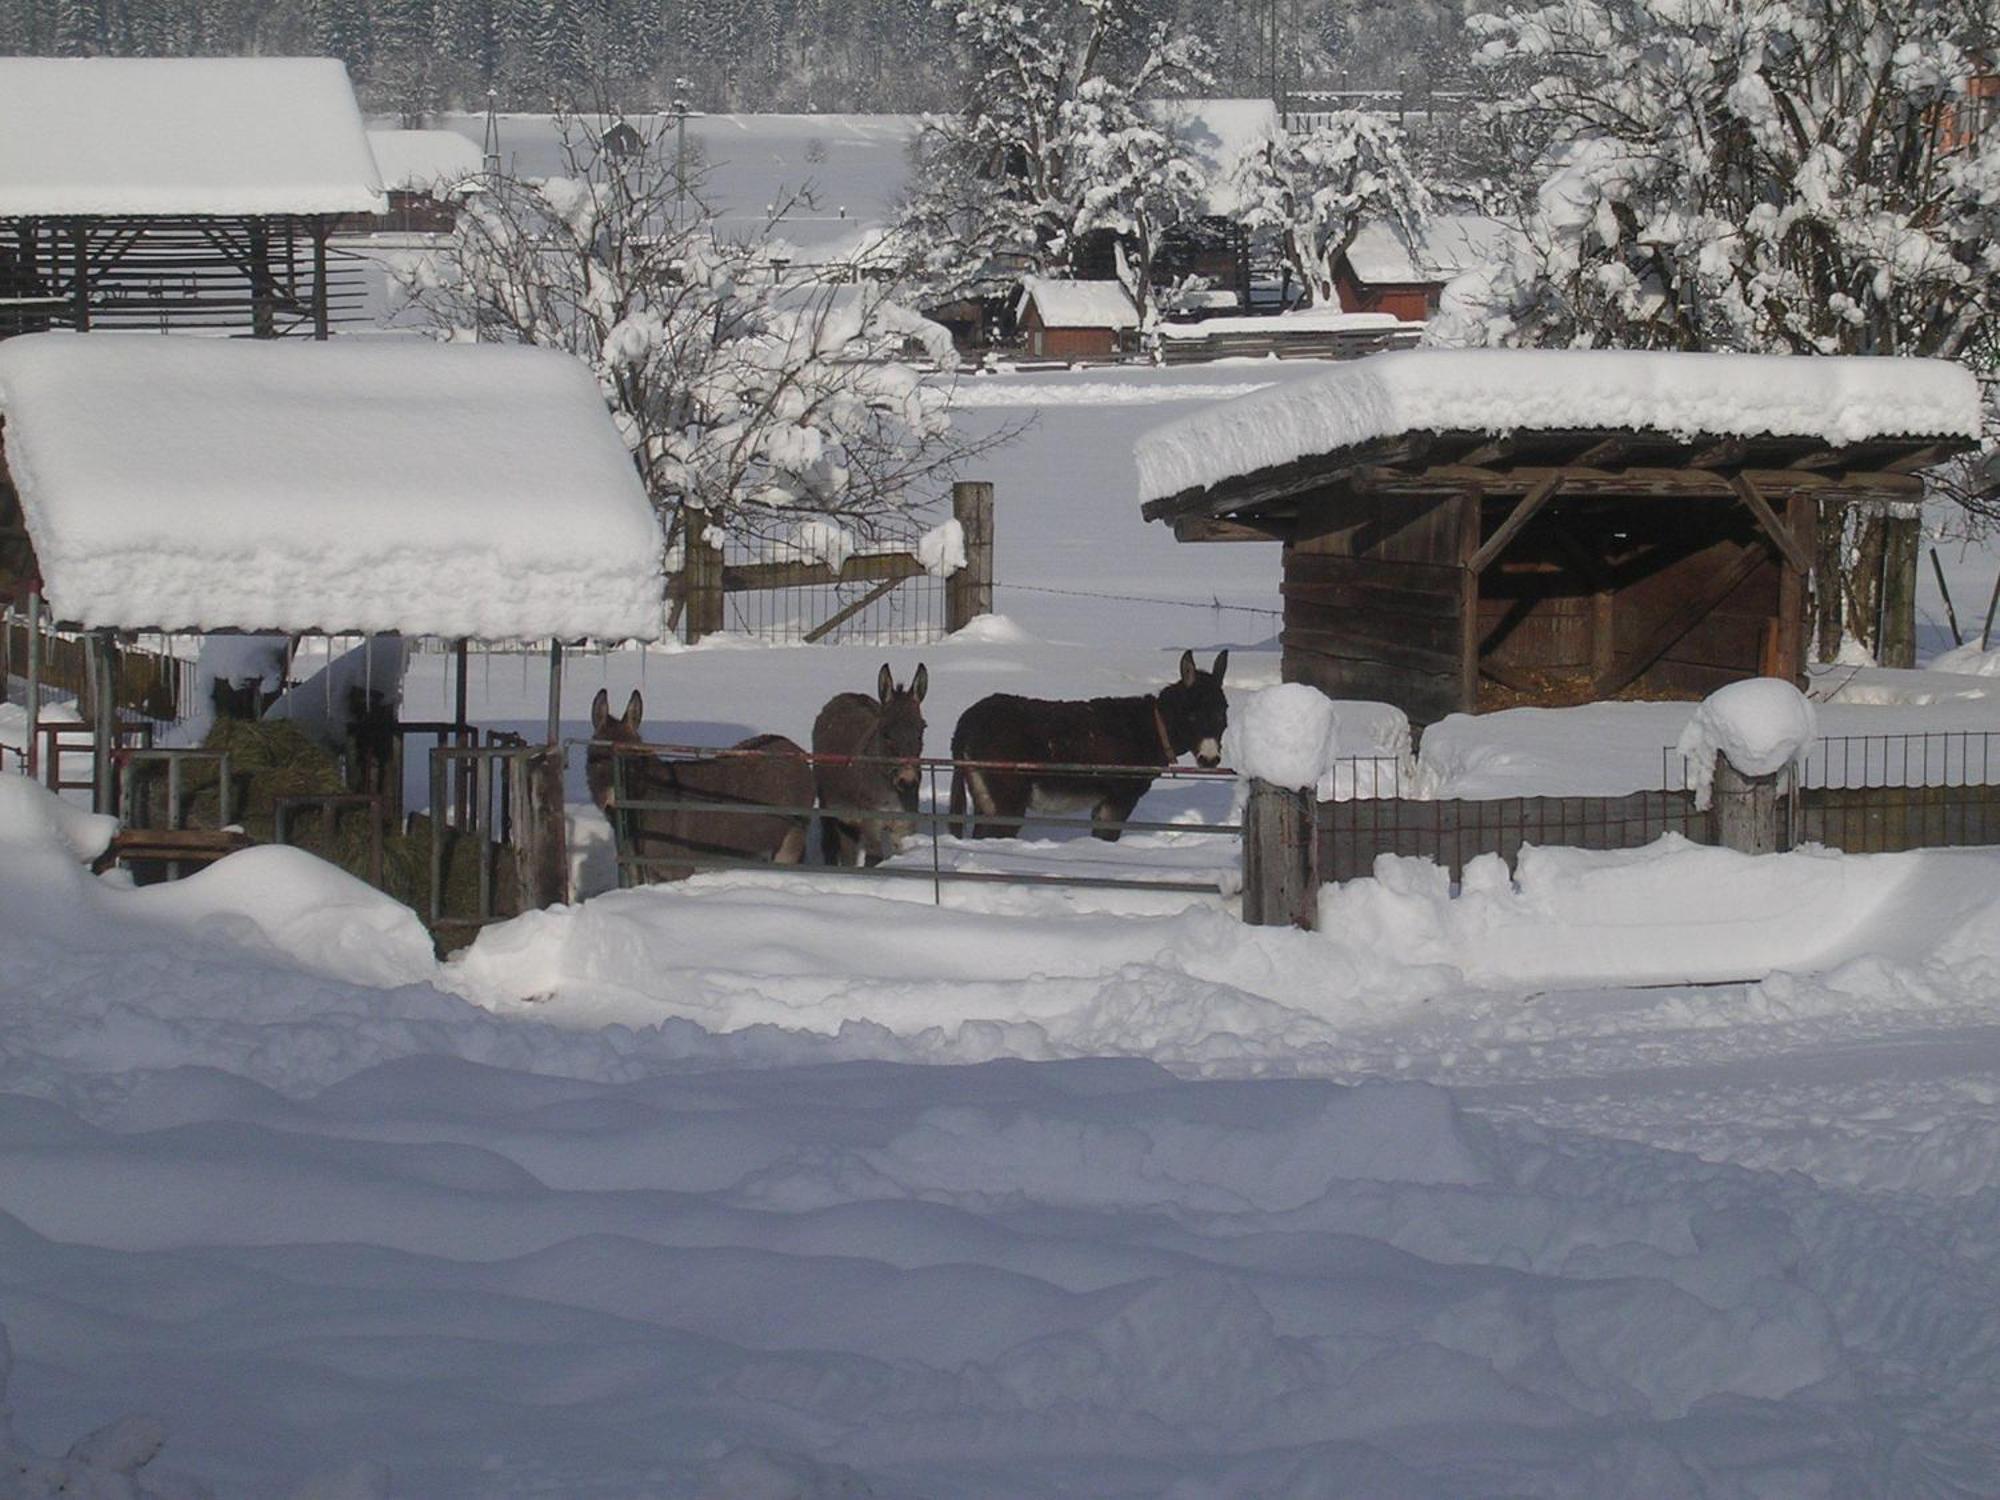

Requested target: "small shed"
[
  {"left": 0, "top": 57, "right": 386, "bottom": 339},
  {"left": 346, "top": 129, "right": 487, "bottom": 235},
  {"left": 1334, "top": 216, "right": 1510, "bottom": 322},
  {"left": 1138, "top": 349, "right": 1980, "bottom": 729},
  {"left": 0, "top": 332, "right": 665, "bottom": 805},
  {"left": 1016, "top": 277, "right": 1140, "bottom": 360}
]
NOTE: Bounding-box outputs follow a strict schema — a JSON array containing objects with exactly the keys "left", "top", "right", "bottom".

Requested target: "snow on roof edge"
[{"left": 1135, "top": 348, "right": 1982, "bottom": 505}]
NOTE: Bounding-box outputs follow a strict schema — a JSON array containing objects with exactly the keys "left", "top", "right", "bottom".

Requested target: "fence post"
[
  {"left": 1879, "top": 505, "right": 1920, "bottom": 670},
  {"left": 947, "top": 480, "right": 994, "bottom": 632},
  {"left": 508, "top": 745, "right": 570, "bottom": 910},
  {"left": 684, "top": 510, "right": 725, "bottom": 643},
  {"left": 1712, "top": 754, "right": 1783, "bottom": 855},
  {"left": 1242, "top": 777, "right": 1317, "bottom": 929}
]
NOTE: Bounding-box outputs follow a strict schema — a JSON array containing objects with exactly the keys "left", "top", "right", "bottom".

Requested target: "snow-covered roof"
[
  {"left": 1343, "top": 215, "right": 1514, "bottom": 286},
  {"left": 0, "top": 59, "right": 386, "bottom": 218},
  {"left": 0, "top": 334, "right": 664, "bottom": 640},
  {"left": 1017, "top": 277, "right": 1140, "bottom": 330},
  {"left": 366, "top": 129, "right": 485, "bottom": 195},
  {"left": 1135, "top": 348, "right": 1982, "bottom": 505}
]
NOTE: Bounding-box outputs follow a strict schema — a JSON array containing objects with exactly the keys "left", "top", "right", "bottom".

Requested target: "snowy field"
[{"left": 8, "top": 362, "right": 2000, "bottom": 1497}]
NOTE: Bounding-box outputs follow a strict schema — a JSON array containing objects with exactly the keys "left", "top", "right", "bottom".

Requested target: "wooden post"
[
  {"left": 545, "top": 639, "right": 564, "bottom": 745},
  {"left": 1242, "top": 777, "right": 1317, "bottom": 929},
  {"left": 24, "top": 586, "right": 41, "bottom": 781},
  {"left": 69, "top": 222, "right": 90, "bottom": 331},
  {"left": 1879, "top": 505, "right": 1920, "bottom": 669},
  {"left": 947, "top": 480, "right": 995, "bottom": 632},
  {"left": 508, "top": 745, "right": 570, "bottom": 911},
  {"left": 249, "top": 220, "right": 275, "bottom": 338},
  {"left": 1712, "top": 753, "right": 1783, "bottom": 856},
  {"left": 310, "top": 219, "right": 332, "bottom": 340},
  {"left": 684, "top": 510, "right": 725, "bottom": 643}
]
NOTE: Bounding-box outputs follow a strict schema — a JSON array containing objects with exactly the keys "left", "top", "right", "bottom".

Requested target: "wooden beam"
[
  {"left": 1468, "top": 474, "right": 1564, "bottom": 575},
  {"left": 1456, "top": 435, "right": 1515, "bottom": 467},
  {"left": 1172, "top": 514, "right": 1290, "bottom": 543},
  {"left": 1457, "top": 491, "right": 1480, "bottom": 713},
  {"left": 1597, "top": 542, "right": 1769, "bottom": 696},
  {"left": 802, "top": 573, "right": 907, "bottom": 644},
  {"left": 718, "top": 551, "right": 925, "bottom": 593},
  {"left": 1569, "top": 436, "right": 1634, "bottom": 468},
  {"left": 1729, "top": 473, "right": 1814, "bottom": 575},
  {"left": 1687, "top": 438, "right": 1748, "bottom": 469}
]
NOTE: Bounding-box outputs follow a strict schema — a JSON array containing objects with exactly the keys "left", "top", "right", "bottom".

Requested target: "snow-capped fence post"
[
  {"left": 1243, "top": 778, "right": 1318, "bottom": 929},
  {"left": 1235, "top": 684, "right": 1340, "bottom": 930},
  {"left": 946, "top": 481, "right": 994, "bottom": 632},
  {"left": 1677, "top": 679, "right": 1816, "bottom": 858},
  {"left": 683, "top": 512, "right": 726, "bottom": 643},
  {"left": 1711, "top": 757, "right": 1783, "bottom": 856}
]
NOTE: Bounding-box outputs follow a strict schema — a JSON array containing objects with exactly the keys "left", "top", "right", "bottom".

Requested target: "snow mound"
[
  {"left": 1675, "top": 678, "right": 1817, "bottom": 808},
  {"left": 0, "top": 771, "right": 116, "bottom": 865},
  {"left": 1928, "top": 641, "right": 2000, "bottom": 678},
  {"left": 1230, "top": 682, "right": 1340, "bottom": 790},
  {"left": 132, "top": 846, "right": 437, "bottom": 990},
  {"left": 917, "top": 516, "right": 966, "bottom": 577}
]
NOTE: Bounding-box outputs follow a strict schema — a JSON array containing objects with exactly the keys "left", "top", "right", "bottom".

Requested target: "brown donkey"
[
  {"left": 812, "top": 662, "right": 928, "bottom": 866},
  {"left": 949, "top": 650, "right": 1229, "bottom": 841},
  {"left": 587, "top": 688, "right": 813, "bottom": 882}
]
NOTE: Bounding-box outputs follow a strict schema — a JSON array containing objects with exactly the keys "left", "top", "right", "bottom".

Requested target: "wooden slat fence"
[{"left": 2, "top": 618, "right": 193, "bottom": 721}]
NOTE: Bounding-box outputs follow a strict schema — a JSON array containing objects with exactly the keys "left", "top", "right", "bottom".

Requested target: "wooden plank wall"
[{"left": 1282, "top": 490, "right": 1472, "bottom": 727}]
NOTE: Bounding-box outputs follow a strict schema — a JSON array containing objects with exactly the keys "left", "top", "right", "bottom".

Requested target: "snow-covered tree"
[
  {"left": 1437, "top": 0, "right": 2000, "bottom": 658},
  {"left": 400, "top": 114, "right": 983, "bottom": 561},
  {"left": 895, "top": 0, "right": 1212, "bottom": 310},
  {"left": 1227, "top": 109, "right": 1432, "bottom": 307},
  {"left": 1067, "top": 79, "right": 1212, "bottom": 323}
]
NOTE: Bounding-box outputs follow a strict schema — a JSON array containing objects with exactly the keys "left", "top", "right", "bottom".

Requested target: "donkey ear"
[
  {"left": 910, "top": 663, "right": 928, "bottom": 703},
  {"left": 622, "top": 690, "right": 644, "bottom": 731},
  {"left": 1211, "top": 650, "right": 1228, "bottom": 683},
  {"left": 590, "top": 688, "right": 611, "bottom": 734},
  {"left": 1179, "top": 649, "right": 1197, "bottom": 686},
  {"left": 878, "top": 663, "right": 895, "bottom": 703}
]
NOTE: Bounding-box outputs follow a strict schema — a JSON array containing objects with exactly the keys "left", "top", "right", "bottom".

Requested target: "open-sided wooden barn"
[
  {"left": 0, "top": 57, "right": 385, "bottom": 339},
  {"left": 1138, "top": 349, "right": 1981, "bottom": 729},
  {"left": 0, "top": 333, "right": 664, "bottom": 836}
]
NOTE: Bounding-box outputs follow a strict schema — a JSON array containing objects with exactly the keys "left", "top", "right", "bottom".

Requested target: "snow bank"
[
  {"left": 0, "top": 334, "right": 665, "bottom": 640},
  {"left": 0, "top": 774, "right": 435, "bottom": 990},
  {"left": 0, "top": 58, "right": 385, "bottom": 217},
  {"left": 1230, "top": 682, "right": 1340, "bottom": 790},
  {"left": 1675, "top": 678, "right": 1817, "bottom": 808},
  {"left": 1134, "top": 348, "right": 1981, "bottom": 502}
]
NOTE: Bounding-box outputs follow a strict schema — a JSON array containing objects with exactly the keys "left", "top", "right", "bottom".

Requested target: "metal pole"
[{"left": 546, "top": 640, "right": 564, "bottom": 745}]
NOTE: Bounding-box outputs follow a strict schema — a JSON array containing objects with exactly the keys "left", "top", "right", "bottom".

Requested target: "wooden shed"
[
  {"left": 0, "top": 58, "right": 385, "bottom": 339},
  {"left": 1016, "top": 277, "right": 1139, "bottom": 360},
  {"left": 1333, "top": 215, "right": 1511, "bottom": 323},
  {"left": 1137, "top": 349, "right": 1980, "bottom": 729}
]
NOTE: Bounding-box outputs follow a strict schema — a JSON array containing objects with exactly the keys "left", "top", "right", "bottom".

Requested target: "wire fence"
[{"left": 604, "top": 740, "right": 1242, "bottom": 902}]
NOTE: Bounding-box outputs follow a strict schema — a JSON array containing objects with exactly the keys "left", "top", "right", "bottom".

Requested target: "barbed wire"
[{"left": 994, "top": 581, "right": 1282, "bottom": 620}]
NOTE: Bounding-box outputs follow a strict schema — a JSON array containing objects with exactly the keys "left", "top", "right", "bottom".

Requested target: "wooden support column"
[
  {"left": 1880, "top": 505, "right": 1921, "bottom": 669},
  {"left": 68, "top": 222, "right": 90, "bottom": 330},
  {"left": 1456, "top": 488, "right": 1482, "bottom": 713},
  {"left": 1774, "top": 490, "right": 1814, "bottom": 682},
  {"left": 947, "top": 480, "right": 995, "bottom": 632},
  {"left": 23, "top": 586, "right": 42, "bottom": 781},
  {"left": 1242, "top": 778, "right": 1317, "bottom": 929},
  {"left": 248, "top": 220, "right": 275, "bottom": 338},
  {"left": 86, "top": 630, "right": 117, "bottom": 815},
  {"left": 310, "top": 218, "right": 332, "bottom": 339}
]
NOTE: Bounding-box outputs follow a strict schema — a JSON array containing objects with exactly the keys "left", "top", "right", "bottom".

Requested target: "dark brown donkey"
[
  {"left": 949, "top": 650, "right": 1229, "bottom": 841},
  {"left": 587, "top": 688, "right": 814, "bottom": 881},
  {"left": 812, "top": 663, "right": 929, "bottom": 866}
]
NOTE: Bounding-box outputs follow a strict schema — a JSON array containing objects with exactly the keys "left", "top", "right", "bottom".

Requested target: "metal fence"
[
  {"left": 605, "top": 741, "right": 1242, "bottom": 901},
  {"left": 677, "top": 523, "right": 951, "bottom": 645},
  {"left": 1315, "top": 731, "right": 2000, "bottom": 883}
]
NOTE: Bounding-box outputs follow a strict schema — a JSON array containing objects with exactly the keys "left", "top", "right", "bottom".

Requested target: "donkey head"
[
  {"left": 875, "top": 662, "right": 929, "bottom": 795},
  {"left": 1157, "top": 650, "right": 1229, "bottom": 768},
  {"left": 586, "top": 687, "right": 646, "bottom": 811}
]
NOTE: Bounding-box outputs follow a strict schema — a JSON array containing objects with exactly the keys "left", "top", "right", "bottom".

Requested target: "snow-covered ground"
[{"left": 8, "top": 360, "right": 2000, "bottom": 1497}]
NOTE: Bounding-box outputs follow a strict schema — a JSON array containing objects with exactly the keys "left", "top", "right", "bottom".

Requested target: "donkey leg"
[
  {"left": 1091, "top": 790, "right": 1143, "bottom": 842},
  {"left": 774, "top": 824, "right": 809, "bottom": 865}
]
